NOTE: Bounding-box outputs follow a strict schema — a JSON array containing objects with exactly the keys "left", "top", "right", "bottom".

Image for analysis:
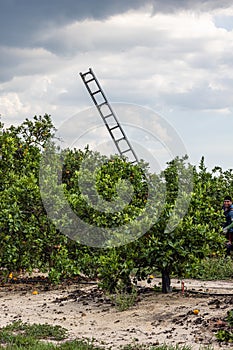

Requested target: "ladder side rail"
[
  {"left": 96, "top": 104, "right": 139, "bottom": 163},
  {"left": 105, "top": 123, "right": 138, "bottom": 164},
  {"left": 79, "top": 69, "right": 139, "bottom": 164},
  {"left": 80, "top": 70, "right": 107, "bottom": 107},
  {"left": 80, "top": 69, "right": 134, "bottom": 149},
  {"left": 96, "top": 103, "right": 139, "bottom": 164}
]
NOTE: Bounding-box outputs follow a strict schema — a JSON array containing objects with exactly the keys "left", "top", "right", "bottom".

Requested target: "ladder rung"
[
  {"left": 115, "top": 137, "right": 125, "bottom": 143},
  {"left": 85, "top": 78, "right": 95, "bottom": 83},
  {"left": 103, "top": 113, "right": 113, "bottom": 119},
  {"left": 91, "top": 90, "right": 101, "bottom": 95},
  {"left": 121, "top": 149, "right": 131, "bottom": 154},
  {"left": 80, "top": 68, "right": 92, "bottom": 76},
  {"left": 98, "top": 102, "right": 107, "bottom": 107},
  {"left": 80, "top": 68, "right": 139, "bottom": 165},
  {"left": 109, "top": 125, "right": 120, "bottom": 131}
]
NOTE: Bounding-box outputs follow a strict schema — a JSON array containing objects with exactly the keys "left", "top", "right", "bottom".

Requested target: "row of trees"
[{"left": 0, "top": 115, "right": 232, "bottom": 292}]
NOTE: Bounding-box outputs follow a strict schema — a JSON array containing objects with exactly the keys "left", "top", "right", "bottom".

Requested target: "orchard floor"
[{"left": 0, "top": 275, "right": 233, "bottom": 349}]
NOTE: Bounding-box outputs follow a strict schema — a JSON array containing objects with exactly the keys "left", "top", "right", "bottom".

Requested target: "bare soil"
[{"left": 0, "top": 275, "right": 233, "bottom": 349}]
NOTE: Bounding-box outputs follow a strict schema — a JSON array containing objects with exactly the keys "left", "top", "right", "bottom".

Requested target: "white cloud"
[{"left": 0, "top": 4, "right": 233, "bottom": 170}]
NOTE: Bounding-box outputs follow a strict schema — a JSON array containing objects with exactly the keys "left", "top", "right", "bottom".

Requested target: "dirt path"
[{"left": 0, "top": 277, "right": 233, "bottom": 349}]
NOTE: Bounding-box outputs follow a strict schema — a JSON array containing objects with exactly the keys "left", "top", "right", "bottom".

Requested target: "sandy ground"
[{"left": 0, "top": 276, "right": 233, "bottom": 349}]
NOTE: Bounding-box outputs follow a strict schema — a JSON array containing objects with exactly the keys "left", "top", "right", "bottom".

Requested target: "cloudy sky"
[{"left": 1, "top": 0, "right": 233, "bottom": 171}]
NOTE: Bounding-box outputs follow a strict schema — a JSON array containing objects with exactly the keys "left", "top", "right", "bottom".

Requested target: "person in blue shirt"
[{"left": 222, "top": 195, "right": 233, "bottom": 256}]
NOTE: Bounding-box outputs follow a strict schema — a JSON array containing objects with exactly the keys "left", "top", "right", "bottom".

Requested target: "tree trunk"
[{"left": 162, "top": 268, "right": 172, "bottom": 293}]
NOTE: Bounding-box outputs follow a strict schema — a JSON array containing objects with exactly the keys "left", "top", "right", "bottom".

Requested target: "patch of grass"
[
  {"left": 0, "top": 321, "right": 104, "bottom": 350},
  {"left": 108, "top": 287, "right": 138, "bottom": 311},
  {"left": 186, "top": 256, "right": 233, "bottom": 280},
  {"left": 215, "top": 309, "right": 233, "bottom": 343},
  {"left": 2, "top": 321, "right": 68, "bottom": 340},
  {"left": 0, "top": 340, "right": 103, "bottom": 350},
  {"left": 0, "top": 321, "right": 216, "bottom": 350},
  {"left": 58, "top": 339, "right": 103, "bottom": 349},
  {"left": 0, "top": 331, "right": 41, "bottom": 348},
  {"left": 0, "top": 338, "right": 102, "bottom": 350}
]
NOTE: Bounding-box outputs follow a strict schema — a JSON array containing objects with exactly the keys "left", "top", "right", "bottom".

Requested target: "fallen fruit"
[
  {"left": 32, "top": 290, "right": 38, "bottom": 295},
  {"left": 193, "top": 309, "right": 200, "bottom": 315}
]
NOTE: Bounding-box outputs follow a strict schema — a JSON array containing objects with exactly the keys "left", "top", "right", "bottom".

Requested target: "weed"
[
  {"left": 215, "top": 309, "right": 233, "bottom": 343},
  {"left": 108, "top": 286, "right": 138, "bottom": 311},
  {"left": 185, "top": 256, "right": 233, "bottom": 280},
  {"left": 2, "top": 321, "right": 68, "bottom": 340},
  {"left": 0, "top": 320, "right": 105, "bottom": 349}
]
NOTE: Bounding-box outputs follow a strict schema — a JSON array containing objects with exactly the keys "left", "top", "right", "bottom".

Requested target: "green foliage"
[
  {"left": 0, "top": 115, "right": 232, "bottom": 294},
  {"left": 109, "top": 287, "right": 138, "bottom": 311},
  {"left": 227, "top": 309, "right": 233, "bottom": 327},
  {"left": 2, "top": 321, "right": 68, "bottom": 340},
  {"left": 0, "top": 115, "right": 57, "bottom": 272},
  {"left": 216, "top": 329, "right": 233, "bottom": 342},
  {"left": 0, "top": 321, "right": 68, "bottom": 349},
  {"left": 57, "top": 340, "right": 103, "bottom": 350},
  {"left": 215, "top": 309, "right": 233, "bottom": 343},
  {"left": 0, "top": 321, "right": 102, "bottom": 349},
  {"left": 184, "top": 256, "right": 233, "bottom": 280}
]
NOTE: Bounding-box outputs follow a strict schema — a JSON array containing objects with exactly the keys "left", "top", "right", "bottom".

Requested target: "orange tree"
[
  {"left": 40, "top": 144, "right": 159, "bottom": 283},
  {"left": 0, "top": 116, "right": 96, "bottom": 281},
  {"left": 92, "top": 157, "right": 227, "bottom": 293},
  {"left": 0, "top": 115, "right": 230, "bottom": 292},
  {"left": 57, "top": 150, "right": 227, "bottom": 293},
  {"left": 0, "top": 115, "right": 61, "bottom": 274}
]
